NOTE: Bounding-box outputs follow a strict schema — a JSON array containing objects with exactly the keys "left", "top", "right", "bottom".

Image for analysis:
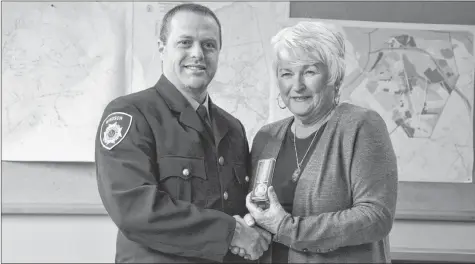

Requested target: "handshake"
[
  {"left": 229, "top": 214, "right": 271, "bottom": 260},
  {"left": 229, "top": 186, "right": 286, "bottom": 260}
]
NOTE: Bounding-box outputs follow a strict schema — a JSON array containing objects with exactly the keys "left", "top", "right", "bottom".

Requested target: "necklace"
[{"left": 291, "top": 108, "right": 334, "bottom": 182}]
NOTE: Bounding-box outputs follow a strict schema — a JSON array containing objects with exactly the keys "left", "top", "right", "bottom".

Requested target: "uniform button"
[
  {"left": 218, "top": 156, "right": 224, "bottom": 165},
  {"left": 182, "top": 168, "right": 190, "bottom": 177},
  {"left": 223, "top": 191, "right": 229, "bottom": 200},
  {"left": 245, "top": 176, "right": 249, "bottom": 182}
]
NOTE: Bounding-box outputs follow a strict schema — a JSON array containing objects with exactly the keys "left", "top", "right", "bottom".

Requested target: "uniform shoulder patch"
[{"left": 100, "top": 112, "right": 133, "bottom": 150}]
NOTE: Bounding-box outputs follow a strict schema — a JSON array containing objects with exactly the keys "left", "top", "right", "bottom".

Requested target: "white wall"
[
  {"left": 3, "top": 215, "right": 475, "bottom": 263},
  {"left": 2, "top": 215, "right": 117, "bottom": 263}
]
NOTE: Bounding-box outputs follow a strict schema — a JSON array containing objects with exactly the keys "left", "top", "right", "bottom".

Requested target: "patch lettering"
[{"left": 100, "top": 112, "right": 133, "bottom": 150}]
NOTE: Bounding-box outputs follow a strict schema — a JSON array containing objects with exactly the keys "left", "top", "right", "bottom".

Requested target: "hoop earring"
[
  {"left": 276, "top": 93, "right": 286, "bottom": 109},
  {"left": 334, "top": 87, "right": 341, "bottom": 105},
  {"left": 334, "top": 94, "right": 340, "bottom": 105}
]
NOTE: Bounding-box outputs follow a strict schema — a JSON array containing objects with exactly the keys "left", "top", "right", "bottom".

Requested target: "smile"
[
  {"left": 291, "top": 96, "right": 311, "bottom": 102},
  {"left": 184, "top": 65, "right": 206, "bottom": 71}
]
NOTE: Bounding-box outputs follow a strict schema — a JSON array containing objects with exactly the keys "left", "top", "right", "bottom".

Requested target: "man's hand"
[
  {"left": 246, "top": 186, "right": 288, "bottom": 234},
  {"left": 229, "top": 215, "right": 271, "bottom": 260}
]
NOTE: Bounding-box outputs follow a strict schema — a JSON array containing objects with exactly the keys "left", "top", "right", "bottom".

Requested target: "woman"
[{"left": 233, "top": 21, "right": 398, "bottom": 263}]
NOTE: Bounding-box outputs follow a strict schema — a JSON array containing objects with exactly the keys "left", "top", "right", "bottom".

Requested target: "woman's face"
[{"left": 276, "top": 58, "right": 335, "bottom": 122}]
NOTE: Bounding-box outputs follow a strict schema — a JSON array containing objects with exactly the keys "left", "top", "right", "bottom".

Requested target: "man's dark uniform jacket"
[{"left": 95, "top": 75, "right": 251, "bottom": 263}]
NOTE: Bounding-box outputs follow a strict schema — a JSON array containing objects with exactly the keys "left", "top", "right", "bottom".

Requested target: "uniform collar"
[
  {"left": 181, "top": 89, "right": 210, "bottom": 117},
  {"left": 155, "top": 75, "right": 229, "bottom": 146},
  {"left": 155, "top": 75, "right": 209, "bottom": 116}
]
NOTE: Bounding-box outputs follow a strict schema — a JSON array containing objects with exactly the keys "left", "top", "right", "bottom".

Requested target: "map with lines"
[
  {"left": 130, "top": 2, "right": 288, "bottom": 142},
  {"left": 337, "top": 24, "right": 474, "bottom": 182},
  {"left": 2, "top": 2, "right": 288, "bottom": 161},
  {"left": 2, "top": 2, "right": 128, "bottom": 161}
]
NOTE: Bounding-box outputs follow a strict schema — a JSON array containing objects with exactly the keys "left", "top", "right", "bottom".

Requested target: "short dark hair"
[{"left": 159, "top": 3, "right": 222, "bottom": 50}]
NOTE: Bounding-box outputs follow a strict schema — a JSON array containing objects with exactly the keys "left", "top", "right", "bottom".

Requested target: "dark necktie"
[{"left": 196, "top": 104, "right": 214, "bottom": 141}]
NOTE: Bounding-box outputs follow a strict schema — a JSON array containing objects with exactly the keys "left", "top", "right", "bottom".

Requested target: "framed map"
[
  {"left": 277, "top": 18, "right": 474, "bottom": 183},
  {"left": 1, "top": 2, "right": 130, "bottom": 162}
]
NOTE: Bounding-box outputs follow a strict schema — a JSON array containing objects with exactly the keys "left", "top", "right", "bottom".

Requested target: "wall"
[
  {"left": 2, "top": 214, "right": 475, "bottom": 263},
  {"left": 4, "top": 161, "right": 473, "bottom": 262},
  {"left": 2, "top": 215, "right": 116, "bottom": 263}
]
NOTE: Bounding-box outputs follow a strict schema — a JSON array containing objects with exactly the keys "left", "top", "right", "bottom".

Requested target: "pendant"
[{"left": 292, "top": 167, "right": 301, "bottom": 182}]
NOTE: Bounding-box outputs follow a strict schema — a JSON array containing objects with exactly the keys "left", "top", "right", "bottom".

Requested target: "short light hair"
[
  {"left": 159, "top": 3, "right": 222, "bottom": 50},
  {"left": 271, "top": 21, "right": 346, "bottom": 90}
]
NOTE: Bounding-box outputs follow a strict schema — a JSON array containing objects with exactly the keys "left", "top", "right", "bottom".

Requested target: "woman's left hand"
[{"left": 246, "top": 186, "right": 289, "bottom": 234}]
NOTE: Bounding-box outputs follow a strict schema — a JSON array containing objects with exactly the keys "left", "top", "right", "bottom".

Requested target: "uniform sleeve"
[
  {"left": 273, "top": 111, "right": 398, "bottom": 253},
  {"left": 95, "top": 100, "right": 236, "bottom": 262}
]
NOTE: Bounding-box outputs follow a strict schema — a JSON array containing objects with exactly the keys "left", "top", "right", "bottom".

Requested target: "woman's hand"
[
  {"left": 229, "top": 215, "right": 272, "bottom": 260},
  {"left": 246, "top": 186, "right": 289, "bottom": 234}
]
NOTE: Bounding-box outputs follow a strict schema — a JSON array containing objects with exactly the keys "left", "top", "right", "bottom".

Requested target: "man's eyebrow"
[
  {"left": 175, "top": 35, "right": 217, "bottom": 43},
  {"left": 201, "top": 37, "right": 218, "bottom": 43},
  {"left": 176, "top": 35, "right": 192, "bottom": 39}
]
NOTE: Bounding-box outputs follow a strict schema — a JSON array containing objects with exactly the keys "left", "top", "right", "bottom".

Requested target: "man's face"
[{"left": 159, "top": 11, "right": 220, "bottom": 94}]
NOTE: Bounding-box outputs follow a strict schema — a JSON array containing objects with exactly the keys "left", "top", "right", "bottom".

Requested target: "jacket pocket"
[
  {"left": 158, "top": 156, "right": 207, "bottom": 204},
  {"left": 233, "top": 163, "right": 249, "bottom": 189}
]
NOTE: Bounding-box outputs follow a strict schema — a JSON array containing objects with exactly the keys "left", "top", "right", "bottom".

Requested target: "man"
[{"left": 95, "top": 3, "right": 270, "bottom": 263}]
